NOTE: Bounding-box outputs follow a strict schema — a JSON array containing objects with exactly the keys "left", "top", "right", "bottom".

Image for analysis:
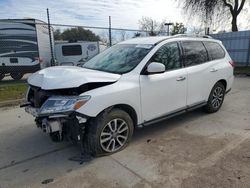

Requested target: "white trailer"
[
  {"left": 54, "top": 41, "right": 100, "bottom": 66},
  {"left": 0, "top": 19, "right": 53, "bottom": 80}
]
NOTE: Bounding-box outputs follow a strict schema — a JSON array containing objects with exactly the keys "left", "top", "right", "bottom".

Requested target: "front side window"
[
  {"left": 149, "top": 42, "right": 181, "bottom": 71},
  {"left": 182, "top": 41, "right": 208, "bottom": 66},
  {"left": 83, "top": 44, "right": 152, "bottom": 74},
  {"left": 203, "top": 41, "right": 225, "bottom": 60},
  {"left": 62, "top": 45, "right": 82, "bottom": 56}
]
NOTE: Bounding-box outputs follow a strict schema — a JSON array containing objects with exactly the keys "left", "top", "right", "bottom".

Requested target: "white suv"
[{"left": 23, "top": 35, "right": 234, "bottom": 156}]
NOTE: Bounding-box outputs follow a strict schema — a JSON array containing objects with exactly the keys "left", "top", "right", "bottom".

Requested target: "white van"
[
  {"left": 55, "top": 42, "right": 100, "bottom": 66},
  {"left": 0, "top": 19, "right": 53, "bottom": 80}
]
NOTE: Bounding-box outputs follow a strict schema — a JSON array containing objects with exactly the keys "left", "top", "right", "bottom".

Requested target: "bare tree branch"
[
  {"left": 237, "top": 0, "right": 246, "bottom": 14},
  {"left": 222, "top": 0, "right": 234, "bottom": 12},
  {"left": 179, "top": 0, "right": 247, "bottom": 31}
]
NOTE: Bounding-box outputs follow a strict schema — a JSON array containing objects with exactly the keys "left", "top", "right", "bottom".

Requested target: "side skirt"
[{"left": 139, "top": 101, "right": 207, "bottom": 128}]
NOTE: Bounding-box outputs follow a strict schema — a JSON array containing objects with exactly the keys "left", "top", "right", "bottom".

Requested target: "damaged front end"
[
  {"left": 21, "top": 65, "right": 119, "bottom": 143},
  {"left": 21, "top": 85, "right": 94, "bottom": 142}
]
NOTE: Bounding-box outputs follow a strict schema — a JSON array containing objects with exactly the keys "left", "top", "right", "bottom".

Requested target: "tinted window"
[
  {"left": 62, "top": 45, "right": 82, "bottom": 56},
  {"left": 182, "top": 41, "right": 208, "bottom": 66},
  {"left": 150, "top": 42, "right": 181, "bottom": 71},
  {"left": 203, "top": 41, "right": 225, "bottom": 60}
]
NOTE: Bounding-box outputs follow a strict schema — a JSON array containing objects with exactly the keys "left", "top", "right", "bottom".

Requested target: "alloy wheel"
[
  {"left": 100, "top": 118, "right": 129, "bottom": 153},
  {"left": 212, "top": 86, "right": 224, "bottom": 109}
]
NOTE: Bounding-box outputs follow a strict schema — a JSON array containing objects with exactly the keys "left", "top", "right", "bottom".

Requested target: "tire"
[
  {"left": 49, "top": 132, "right": 63, "bottom": 142},
  {"left": 10, "top": 73, "right": 24, "bottom": 80},
  {"left": 204, "top": 82, "right": 225, "bottom": 113},
  {"left": 84, "top": 108, "right": 134, "bottom": 157},
  {"left": 0, "top": 73, "right": 4, "bottom": 81}
]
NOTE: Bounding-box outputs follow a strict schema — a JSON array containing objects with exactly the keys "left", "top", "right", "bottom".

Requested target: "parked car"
[{"left": 23, "top": 35, "right": 234, "bottom": 156}]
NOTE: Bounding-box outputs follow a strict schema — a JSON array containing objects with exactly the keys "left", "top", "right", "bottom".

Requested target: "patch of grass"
[
  {"left": 234, "top": 66, "right": 250, "bottom": 75},
  {"left": 0, "top": 83, "right": 28, "bottom": 102}
]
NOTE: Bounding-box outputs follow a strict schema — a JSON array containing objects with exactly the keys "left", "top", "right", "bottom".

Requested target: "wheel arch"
[
  {"left": 100, "top": 104, "right": 138, "bottom": 128},
  {"left": 217, "top": 79, "right": 227, "bottom": 90}
]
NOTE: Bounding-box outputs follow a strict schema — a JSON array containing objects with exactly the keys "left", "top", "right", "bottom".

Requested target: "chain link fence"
[{"left": 0, "top": 19, "right": 168, "bottom": 82}]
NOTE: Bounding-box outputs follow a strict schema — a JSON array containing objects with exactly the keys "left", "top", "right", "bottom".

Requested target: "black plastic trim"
[
  {"left": 140, "top": 101, "right": 207, "bottom": 127},
  {"left": 226, "top": 88, "right": 231, "bottom": 94}
]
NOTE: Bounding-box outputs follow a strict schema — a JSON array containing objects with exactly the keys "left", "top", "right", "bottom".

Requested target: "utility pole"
[
  {"left": 47, "top": 8, "right": 56, "bottom": 66},
  {"left": 164, "top": 22, "right": 173, "bottom": 36},
  {"left": 109, "top": 16, "right": 112, "bottom": 47}
]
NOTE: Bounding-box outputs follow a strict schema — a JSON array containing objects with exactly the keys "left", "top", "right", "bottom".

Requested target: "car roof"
[{"left": 119, "top": 35, "right": 218, "bottom": 45}]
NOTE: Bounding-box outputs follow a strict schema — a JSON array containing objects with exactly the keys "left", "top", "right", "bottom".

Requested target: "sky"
[
  {"left": 1, "top": 0, "right": 249, "bottom": 34},
  {"left": 0, "top": 0, "right": 184, "bottom": 29}
]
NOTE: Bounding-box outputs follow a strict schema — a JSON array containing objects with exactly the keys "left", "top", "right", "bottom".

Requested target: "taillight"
[
  {"left": 229, "top": 60, "right": 235, "bottom": 68},
  {"left": 35, "top": 57, "right": 43, "bottom": 63}
]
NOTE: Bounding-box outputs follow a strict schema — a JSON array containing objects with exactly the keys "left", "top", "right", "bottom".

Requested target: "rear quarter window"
[
  {"left": 181, "top": 41, "right": 208, "bottom": 66},
  {"left": 203, "top": 41, "right": 225, "bottom": 60}
]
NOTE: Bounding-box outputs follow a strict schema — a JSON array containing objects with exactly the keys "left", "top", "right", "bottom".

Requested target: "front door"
[{"left": 140, "top": 42, "right": 187, "bottom": 122}]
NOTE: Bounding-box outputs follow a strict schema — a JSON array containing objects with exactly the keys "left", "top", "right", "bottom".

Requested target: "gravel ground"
[{"left": 0, "top": 76, "right": 249, "bottom": 188}]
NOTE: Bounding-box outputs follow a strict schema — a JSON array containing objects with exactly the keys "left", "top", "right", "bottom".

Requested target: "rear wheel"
[
  {"left": 0, "top": 73, "right": 4, "bottom": 81},
  {"left": 204, "top": 82, "right": 225, "bottom": 113},
  {"left": 10, "top": 72, "right": 24, "bottom": 80},
  {"left": 84, "top": 109, "right": 134, "bottom": 156}
]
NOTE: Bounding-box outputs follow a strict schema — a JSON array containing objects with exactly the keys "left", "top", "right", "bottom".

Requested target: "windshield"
[{"left": 83, "top": 44, "right": 152, "bottom": 74}]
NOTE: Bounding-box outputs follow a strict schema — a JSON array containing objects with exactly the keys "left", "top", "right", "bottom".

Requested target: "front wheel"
[
  {"left": 84, "top": 109, "right": 134, "bottom": 156},
  {"left": 204, "top": 82, "right": 225, "bottom": 113},
  {"left": 10, "top": 72, "right": 24, "bottom": 80}
]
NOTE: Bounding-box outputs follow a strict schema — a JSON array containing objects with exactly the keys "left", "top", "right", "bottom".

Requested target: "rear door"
[{"left": 181, "top": 40, "right": 222, "bottom": 106}]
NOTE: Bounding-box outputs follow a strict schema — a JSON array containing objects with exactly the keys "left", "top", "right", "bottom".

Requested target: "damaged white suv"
[{"left": 23, "top": 35, "right": 234, "bottom": 156}]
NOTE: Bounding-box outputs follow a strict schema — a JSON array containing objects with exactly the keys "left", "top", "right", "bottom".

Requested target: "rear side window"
[
  {"left": 62, "top": 45, "right": 82, "bottom": 56},
  {"left": 203, "top": 41, "right": 225, "bottom": 60},
  {"left": 182, "top": 41, "right": 208, "bottom": 66}
]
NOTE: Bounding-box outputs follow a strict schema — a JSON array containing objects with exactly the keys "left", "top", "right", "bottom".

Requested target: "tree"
[
  {"left": 171, "top": 23, "right": 186, "bottom": 35},
  {"left": 189, "top": 26, "right": 204, "bottom": 34},
  {"left": 117, "top": 30, "right": 127, "bottom": 41},
  {"left": 53, "top": 29, "right": 62, "bottom": 40},
  {"left": 181, "top": 0, "right": 247, "bottom": 32},
  {"left": 138, "top": 17, "right": 162, "bottom": 36},
  {"left": 60, "top": 27, "right": 100, "bottom": 42}
]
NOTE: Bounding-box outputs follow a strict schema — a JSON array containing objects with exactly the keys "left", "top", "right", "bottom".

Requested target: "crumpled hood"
[{"left": 28, "top": 66, "right": 121, "bottom": 90}]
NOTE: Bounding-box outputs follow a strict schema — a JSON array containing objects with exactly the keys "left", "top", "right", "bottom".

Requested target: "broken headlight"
[{"left": 39, "top": 95, "right": 90, "bottom": 114}]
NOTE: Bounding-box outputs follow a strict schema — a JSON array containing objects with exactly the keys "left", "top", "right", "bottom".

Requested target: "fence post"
[
  {"left": 109, "top": 16, "right": 112, "bottom": 47},
  {"left": 47, "top": 8, "right": 55, "bottom": 66},
  {"left": 246, "top": 37, "right": 250, "bottom": 67}
]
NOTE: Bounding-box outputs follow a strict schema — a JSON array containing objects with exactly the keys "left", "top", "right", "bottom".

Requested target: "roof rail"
[{"left": 172, "top": 34, "right": 213, "bottom": 39}]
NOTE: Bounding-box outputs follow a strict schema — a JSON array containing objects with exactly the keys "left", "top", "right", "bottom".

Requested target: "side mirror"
[{"left": 147, "top": 62, "right": 165, "bottom": 74}]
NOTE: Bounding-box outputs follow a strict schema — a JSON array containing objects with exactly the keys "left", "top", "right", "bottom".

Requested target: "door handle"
[
  {"left": 210, "top": 68, "right": 218, "bottom": 72},
  {"left": 176, "top": 76, "right": 186, "bottom": 81}
]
